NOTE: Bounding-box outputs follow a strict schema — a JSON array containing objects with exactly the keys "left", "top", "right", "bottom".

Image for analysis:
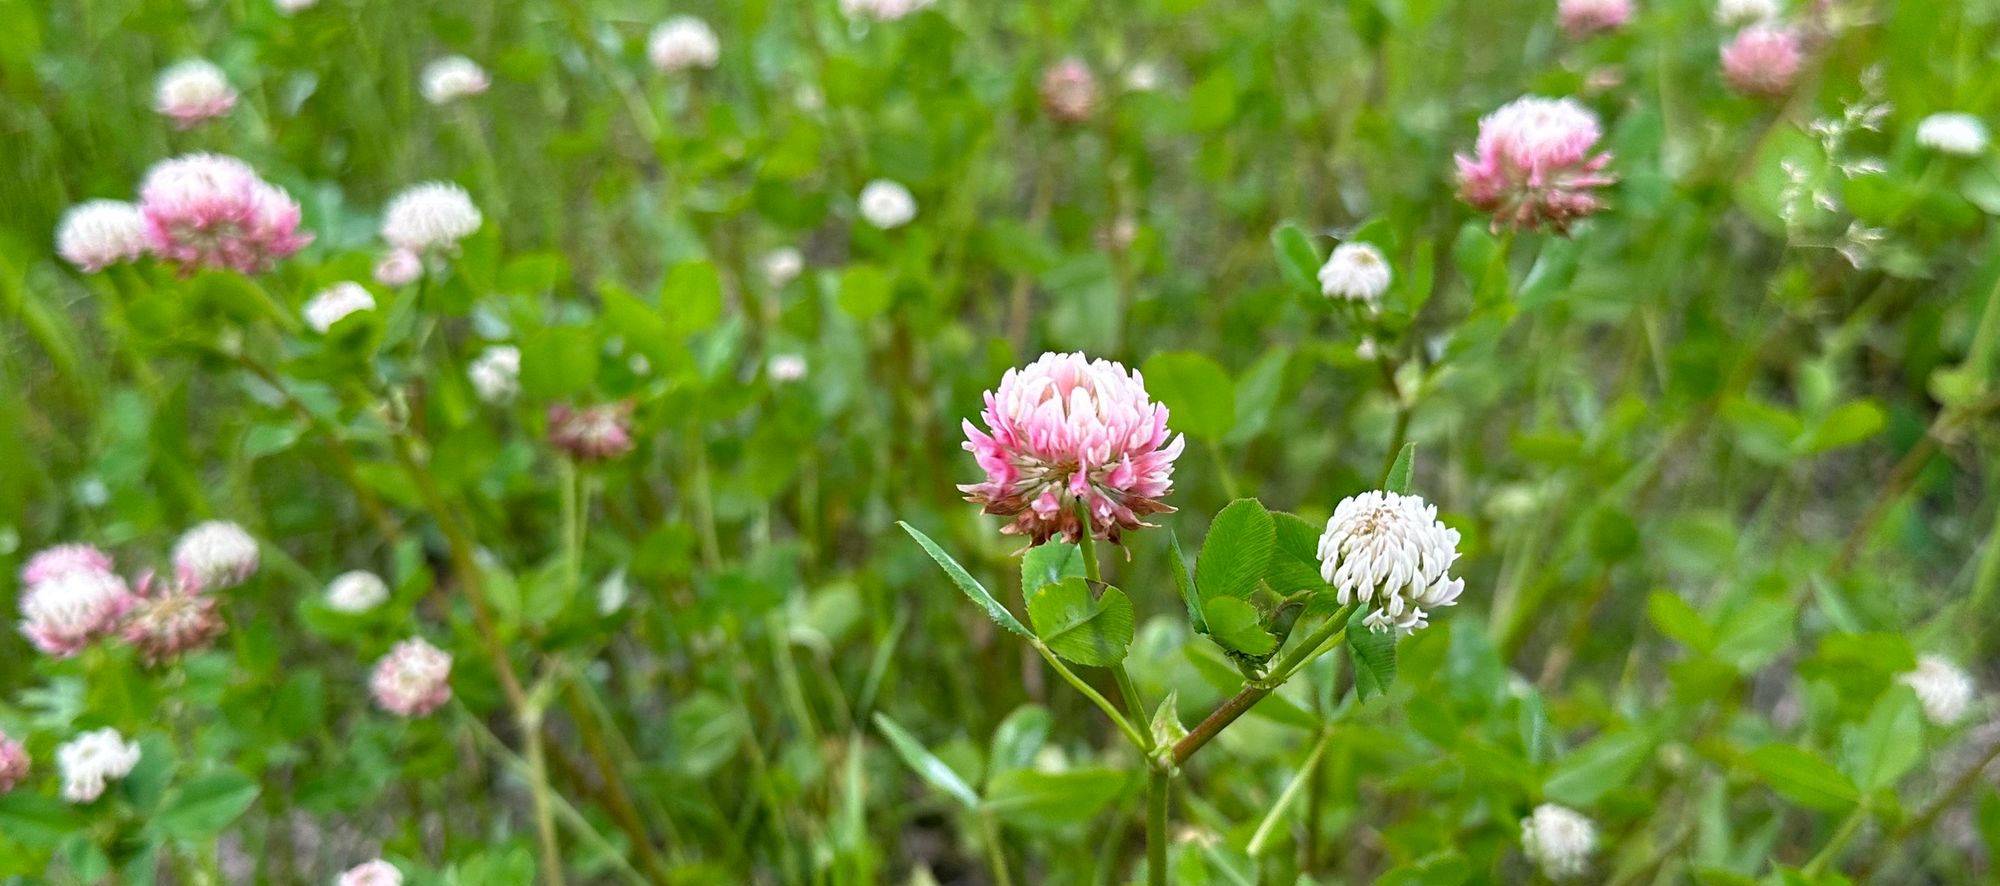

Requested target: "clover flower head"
[
  {"left": 370, "top": 638, "right": 453, "bottom": 717},
  {"left": 858, "top": 179, "right": 918, "bottom": 229},
  {"left": 154, "top": 60, "right": 237, "bottom": 127},
  {"left": 769, "top": 353, "right": 808, "bottom": 382},
  {"left": 304, "top": 282, "right": 375, "bottom": 333},
  {"left": 1899, "top": 654, "right": 1976, "bottom": 726},
  {"left": 139, "top": 154, "right": 312, "bottom": 274},
  {"left": 647, "top": 17, "right": 720, "bottom": 72},
  {"left": 1721, "top": 25, "right": 1802, "bottom": 98},
  {"left": 19, "top": 568, "right": 136, "bottom": 657},
  {"left": 1318, "top": 243, "right": 1393, "bottom": 302},
  {"left": 374, "top": 248, "right": 422, "bottom": 286},
  {"left": 1916, "top": 112, "right": 1989, "bottom": 157},
  {"left": 21, "top": 543, "right": 115, "bottom": 585},
  {"left": 56, "top": 728, "right": 140, "bottom": 804},
  {"left": 381, "top": 182, "right": 482, "bottom": 253},
  {"left": 1316, "top": 490, "right": 1464, "bottom": 636},
  {"left": 1455, "top": 96, "right": 1615, "bottom": 233},
  {"left": 1040, "top": 58, "right": 1100, "bottom": 124},
  {"left": 468, "top": 345, "right": 522, "bottom": 404},
  {"left": 960, "top": 352, "right": 1185, "bottom": 544},
  {"left": 840, "top": 0, "right": 934, "bottom": 21},
  {"left": 762, "top": 247, "right": 804, "bottom": 288},
  {"left": 420, "top": 55, "right": 490, "bottom": 105},
  {"left": 326, "top": 570, "right": 391, "bottom": 614},
  {"left": 0, "top": 731, "right": 29, "bottom": 794},
  {"left": 121, "top": 571, "right": 225, "bottom": 665},
  {"left": 1521, "top": 803, "right": 1599, "bottom": 881},
  {"left": 338, "top": 860, "right": 403, "bottom": 886},
  {"left": 56, "top": 201, "right": 149, "bottom": 272},
  {"left": 1558, "top": 0, "right": 1633, "bottom": 38},
  {"left": 548, "top": 402, "right": 636, "bottom": 461},
  {"left": 172, "top": 520, "right": 259, "bottom": 589}
]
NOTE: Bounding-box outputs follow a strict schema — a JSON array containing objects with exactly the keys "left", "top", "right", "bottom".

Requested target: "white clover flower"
[
  {"left": 325, "top": 571, "right": 390, "bottom": 613},
  {"left": 154, "top": 60, "right": 237, "bottom": 127},
  {"left": 1899, "top": 654, "right": 1976, "bottom": 726},
  {"left": 768, "top": 353, "right": 808, "bottom": 382},
  {"left": 420, "top": 55, "right": 491, "bottom": 105},
  {"left": 374, "top": 248, "right": 422, "bottom": 286},
  {"left": 338, "top": 860, "right": 402, "bottom": 886},
  {"left": 1316, "top": 490, "right": 1464, "bottom": 635},
  {"left": 762, "top": 247, "right": 804, "bottom": 288},
  {"left": 274, "top": 0, "right": 319, "bottom": 13},
  {"left": 647, "top": 17, "right": 720, "bottom": 73},
  {"left": 303, "top": 282, "right": 375, "bottom": 333},
  {"left": 56, "top": 200, "right": 149, "bottom": 272},
  {"left": 1714, "top": 0, "right": 1779, "bottom": 24},
  {"left": 840, "top": 0, "right": 934, "bottom": 22},
  {"left": 57, "top": 728, "right": 141, "bottom": 804},
  {"left": 172, "top": 520, "right": 260, "bottom": 589},
  {"left": 1317, "top": 242, "right": 1393, "bottom": 302},
  {"left": 1916, "top": 113, "right": 1990, "bottom": 157},
  {"left": 381, "top": 182, "right": 482, "bottom": 253},
  {"left": 1124, "top": 62, "right": 1164, "bottom": 92},
  {"left": 858, "top": 179, "right": 917, "bottom": 229},
  {"left": 1521, "top": 803, "right": 1598, "bottom": 881},
  {"left": 468, "top": 345, "right": 522, "bottom": 404}
]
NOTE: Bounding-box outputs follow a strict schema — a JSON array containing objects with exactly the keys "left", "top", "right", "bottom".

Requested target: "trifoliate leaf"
[
  {"left": 1201, "top": 596, "right": 1275, "bottom": 656},
  {"left": 1197, "top": 499, "right": 1275, "bottom": 603},
  {"left": 1028, "top": 578, "right": 1136, "bottom": 667}
]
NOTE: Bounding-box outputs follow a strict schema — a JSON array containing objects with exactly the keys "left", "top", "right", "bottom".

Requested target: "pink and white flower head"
[
  {"left": 274, "top": 0, "right": 319, "bottom": 13},
  {"left": 840, "top": 0, "right": 934, "bottom": 21},
  {"left": 768, "top": 353, "right": 808, "bottom": 382},
  {"left": 303, "top": 282, "right": 375, "bottom": 333},
  {"left": 19, "top": 569, "right": 136, "bottom": 657},
  {"left": 20, "top": 543, "right": 114, "bottom": 585},
  {"left": 56, "top": 728, "right": 139, "bottom": 804},
  {"left": 370, "top": 638, "right": 453, "bottom": 717},
  {"left": 381, "top": 182, "right": 482, "bottom": 253},
  {"left": 959, "top": 352, "right": 1185, "bottom": 545},
  {"left": 1039, "top": 58, "right": 1100, "bottom": 125},
  {"left": 374, "top": 248, "right": 422, "bottom": 286},
  {"left": 1316, "top": 490, "right": 1465, "bottom": 636},
  {"left": 0, "top": 730, "right": 28, "bottom": 794},
  {"left": 55, "top": 201, "right": 149, "bottom": 272},
  {"left": 1557, "top": 0, "right": 1633, "bottom": 38},
  {"left": 154, "top": 60, "right": 237, "bottom": 128},
  {"left": 172, "top": 520, "right": 260, "bottom": 589},
  {"left": 420, "top": 55, "right": 490, "bottom": 105},
  {"left": 121, "top": 571, "right": 225, "bottom": 665},
  {"left": 548, "top": 402, "right": 637, "bottom": 461},
  {"left": 647, "top": 17, "right": 721, "bottom": 73},
  {"left": 139, "top": 154, "right": 312, "bottom": 274},
  {"left": 338, "top": 860, "right": 403, "bottom": 886},
  {"left": 1455, "top": 96, "right": 1615, "bottom": 233},
  {"left": 468, "top": 345, "right": 522, "bottom": 404},
  {"left": 1721, "top": 25, "right": 1802, "bottom": 98}
]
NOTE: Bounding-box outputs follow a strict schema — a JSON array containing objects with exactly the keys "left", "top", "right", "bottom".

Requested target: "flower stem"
[
  {"left": 980, "top": 812, "right": 1016, "bottom": 886},
  {"left": 1075, "top": 500, "right": 1155, "bottom": 752},
  {"left": 1246, "top": 728, "right": 1333, "bottom": 857},
  {"left": 1172, "top": 605, "right": 1355, "bottom": 766},
  {"left": 1801, "top": 806, "right": 1867, "bottom": 878},
  {"left": 1033, "top": 640, "right": 1149, "bottom": 752},
  {"left": 1146, "top": 766, "right": 1170, "bottom": 886}
]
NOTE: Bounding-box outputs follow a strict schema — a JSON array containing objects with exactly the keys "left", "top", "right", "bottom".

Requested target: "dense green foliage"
[{"left": 4, "top": 0, "right": 2000, "bottom": 883}]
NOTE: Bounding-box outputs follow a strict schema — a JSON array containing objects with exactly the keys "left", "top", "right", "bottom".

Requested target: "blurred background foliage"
[{"left": 3, "top": 0, "right": 2000, "bottom": 882}]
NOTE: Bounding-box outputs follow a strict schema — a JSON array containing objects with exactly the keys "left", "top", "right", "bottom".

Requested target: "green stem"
[
  {"left": 1146, "top": 766, "right": 1170, "bottom": 886},
  {"left": 1246, "top": 728, "right": 1333, "bottom": 857},
  {"left": 1171, "top": 605, "right": 1355, "bottom": 766},
  {"left": 1207, "top": 441, "right": 1241, "bottom": 500},
  {"left": 1034, "top": 641, "right": 1149, "bottom": 752},
  {"left": 1076, "top": 500, "right": 1155, "bottom": 751},
  {"left": 1801, "top": 806, "right": 1867, "bottom": 878},
  {"left": 980, "top": 813, "right": 1016, "bottom": 886}
]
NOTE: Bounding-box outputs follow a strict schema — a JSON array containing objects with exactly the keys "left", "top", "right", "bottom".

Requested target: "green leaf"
[
  {"left": 1196, "top": 499, "right": 1276, "bottom": 602},
  {"left": 898, "top": 522, "right": 1031, "bottom": 639},
  {"left": 837, "top": 264, "right": 893, "bottom": 319},
  {"left": 1202, "top": 596, "right": 1275, "bottom": 656},
  {"left": 518, "top": 325, "right": 598, "bottom": 399},
  {"left": 1348, "top": 607, "right": 1398, "bottom": 701},
  {"left": 1028, "top": 578, "right": 1136, "bottom": 667},
  {"left": 874, "top": 713, "right": 981, "bottom": 809},
  {"left": 1188, "top": 69, "right": 1236, "bottom": 131},
  {"left": 1749, "top": 745, "right": 1861, "bottom": 812},
  {"left": 661, "top": 260, "right": 723, "bottom": 335},
  {"left": 1228, "top": 346, "right": 1290, "bottom": 444},
  {"left": 1142, "top": 351, "right": 1236, "bottom": 441},
  {"left": 1150, "top": 689, "right": 1189, "bottom": 748},
  {"left": 1383, "top": 443, "right": 1415, "bottom": 494},
  {"left": 1169, "top": 531, "right": 1206, "bottom": 633},
  {"left": 0, "top": 792, "right": 86, "bottom": 849},
  {"left": 988, "top": 704, "right": 1052, "bottom": 777},
  {"left": 1271, "top": 223, "right": 1321, "bottom": 293},
  {"left": 1797, "top": 400, "right": 1886, "bottom": 454},
  {"left": 1843, "top": 686, "right": 1923, "bottom": 793},
  {"left": 1544, "top": 731, "right": 1652, "bottom": 806},
  {"left": 983, "top": 768, "right": 1131, "bottom": 831},
  {"left": 1646, "top": 590, "right": 1715, "bottom": 654},
  {"left": 1266, "top": 511, "right": 1329, "bottom": 596},
  {"left": 1021, "top": 543, "right": 1084, "bottom": 596},
  {"left": 152, "top": 771, "right": 260, "bottom": 839}
]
